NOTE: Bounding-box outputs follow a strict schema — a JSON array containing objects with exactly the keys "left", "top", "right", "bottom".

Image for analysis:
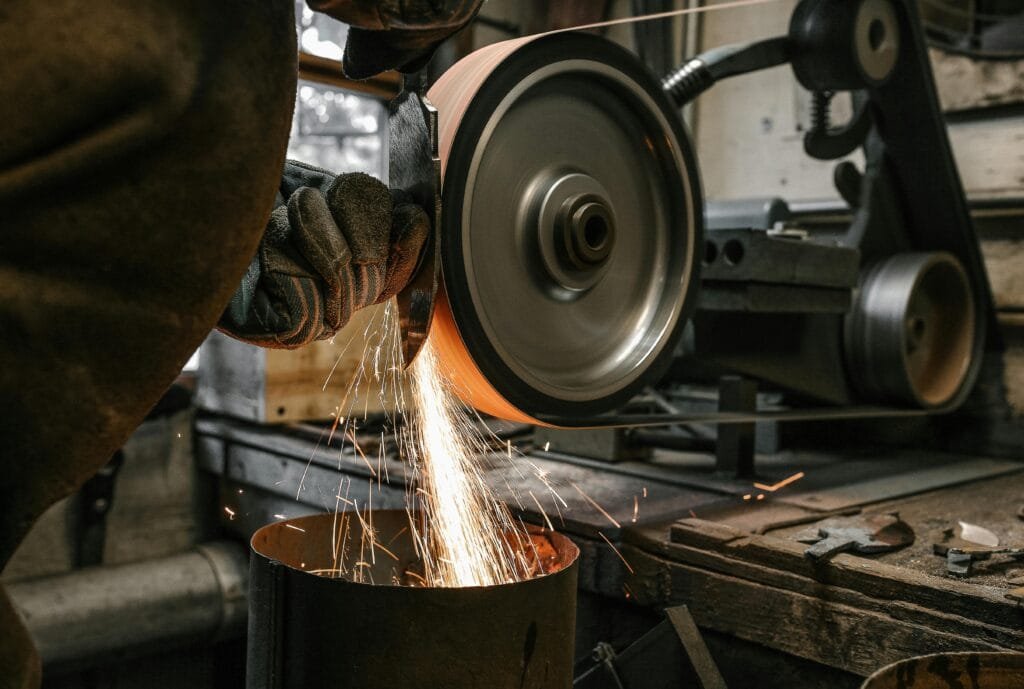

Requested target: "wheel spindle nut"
[{"left": 559, "top": 196, "right": 615, "bottom": 270}]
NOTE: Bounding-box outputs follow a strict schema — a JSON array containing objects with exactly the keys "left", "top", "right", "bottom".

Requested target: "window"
[
  {"left": 288, "top": 2, "right": 394, "bottom": 178},
  {"left": 295, "top": 1, "right": 349, "bottom": 61},
  {"left": 288, "top": 80, "right": 386, "bottom": 178}
]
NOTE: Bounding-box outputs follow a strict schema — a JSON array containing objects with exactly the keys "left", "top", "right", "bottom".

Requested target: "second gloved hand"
[
  {"left": 219, "top": 161, "right": 428, "bottom": 348},
  {"left": 308, "top": 0, "right": 483, "bottom": 79}
]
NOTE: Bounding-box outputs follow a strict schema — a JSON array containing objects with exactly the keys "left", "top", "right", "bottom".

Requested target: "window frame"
[{"left": 298, "top": 52, "right": 400, "bottom": 99}]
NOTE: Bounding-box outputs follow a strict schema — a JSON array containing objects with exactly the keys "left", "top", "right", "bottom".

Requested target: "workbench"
[{"left": 195, "top": 414, "right": 1024, "bottom": 688}]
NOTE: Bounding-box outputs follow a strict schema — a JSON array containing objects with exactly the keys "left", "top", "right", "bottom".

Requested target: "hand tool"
[{"left": 795, "top": 513, "right": 914, "bottom": 562}]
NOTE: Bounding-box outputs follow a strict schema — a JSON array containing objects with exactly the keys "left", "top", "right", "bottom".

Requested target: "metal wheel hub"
[
  {"left": 427, "top": 34, "right": 703, "bottom": 423},
  {"left": 845, "top": 252, "right": 976, "bottom": 408},
  {"left": 531, "top": 171, "right": 617, "bottom": 293}
]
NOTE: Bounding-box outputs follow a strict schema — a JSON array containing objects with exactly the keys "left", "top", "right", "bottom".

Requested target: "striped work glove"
[{"left": 218, "top": 161, "right": 428, "bottom": 348}]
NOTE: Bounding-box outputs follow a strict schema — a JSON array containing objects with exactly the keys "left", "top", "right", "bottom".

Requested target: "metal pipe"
[
  {"left": 7, "top": 541, "right": 248, "bottom": 672},
  {"left": 661, "top": 36, "right": 790, "bottom": 107}
]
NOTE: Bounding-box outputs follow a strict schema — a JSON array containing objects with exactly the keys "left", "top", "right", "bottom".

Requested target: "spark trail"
[{"left": 401, "top": 342, "right": 526, "bottom": 587}]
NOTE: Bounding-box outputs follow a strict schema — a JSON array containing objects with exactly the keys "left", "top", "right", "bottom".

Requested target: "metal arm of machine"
[
  {"left": 661, "top": 37, "right": 791, "bottom": 108},
  {"left": 662, "top": 0, "right": 900, "bottom": 158},
  {"left": 390, "top": 69, "right": 442, "bottom": 368}
]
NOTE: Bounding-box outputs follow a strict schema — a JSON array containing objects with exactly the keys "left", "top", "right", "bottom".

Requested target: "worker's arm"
[
  {"left": 218, "top": 161, "right": 427, "bottom": 347},
  {"left": 307, "top": 0, "right": 483, "bottom": 78}
]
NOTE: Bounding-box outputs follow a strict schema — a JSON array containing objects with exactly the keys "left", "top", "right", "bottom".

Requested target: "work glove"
[
  {"left": 218, "top": 161, "right": 428, "bottom": 348},
  {"left": 307, "top": 0, "right": 484, "bottom": 79}
]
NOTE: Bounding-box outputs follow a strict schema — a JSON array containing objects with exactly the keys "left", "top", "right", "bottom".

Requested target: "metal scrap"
[
  {"left": 795, "top": 513, "right": 914, "bottom": 562},
  {"left": 933, "top": 522, "right": 1024, "bottom": 576}
]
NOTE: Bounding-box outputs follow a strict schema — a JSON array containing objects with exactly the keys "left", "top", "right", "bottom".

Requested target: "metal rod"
[{"left": 535, "top": 403, "right": 932, "bottom": 430}]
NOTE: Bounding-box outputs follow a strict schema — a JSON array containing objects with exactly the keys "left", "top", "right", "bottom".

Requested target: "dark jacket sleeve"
[{"left": 0, "top": 2, "right": 297, "bottom": 685}]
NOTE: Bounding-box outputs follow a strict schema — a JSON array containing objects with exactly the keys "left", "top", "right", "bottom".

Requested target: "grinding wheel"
[{"left": 427, "top": 33, "right": 703, "bottom": 424}]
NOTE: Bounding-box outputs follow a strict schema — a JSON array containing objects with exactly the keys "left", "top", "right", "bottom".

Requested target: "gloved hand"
[
  {"left": 218, "top": 161, "right": 428, "bottom": 348},
  {"left": 307, "top": 0, "right": 484, "bottom": 79}
]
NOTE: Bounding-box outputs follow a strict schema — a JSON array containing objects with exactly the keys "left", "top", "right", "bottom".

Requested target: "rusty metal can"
[
  {"left": 247, "top": 510, "right": 579, "bottom": 689},
  {"left": 862, "top": 652, "right": 1024, "bottom": 688}
]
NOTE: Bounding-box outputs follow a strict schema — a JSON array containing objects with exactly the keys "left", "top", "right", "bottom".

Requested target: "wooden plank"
[
  {"left": 931, "top": 48, "right": 1024, "bottom": 113},
  {"left": 263, "top": 302, "right": 404, "bottom": 423},
  {"left": 198, "top": 302, "right": 407, "bottom": 424},
  {"left": 671, "top": 517, "right": 745, "bottom": 547},
  {"left": 983, "top": 239, "right": 1024, "bottom": 311},
  {"left": 621, "top": 545, "right": 1014, "bottom": 677},
  {"left": 947, "top": 116, "right": 1024, "bottom": 200},
  {"left": 298, "top": 53, "right": 399, "bottom": 99},
  {"left": 646, "top": 536, "right": 1024, "bottom": 648},
  {"left": 664, "top": 521, "right": 1023, "bottom": 631},
  {"left": 665, "top": 606, "right": 729, "bottom": 689}
]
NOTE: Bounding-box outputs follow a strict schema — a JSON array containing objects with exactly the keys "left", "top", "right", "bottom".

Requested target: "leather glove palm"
[
  {"left": 219, "top": 161, "right": 428, "bottom": 348},
  {"left": 308, "top": 0, "right": 483, "bottom": 79}
]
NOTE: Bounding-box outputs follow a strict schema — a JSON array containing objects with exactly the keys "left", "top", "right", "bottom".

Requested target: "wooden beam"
[
  {"left": 622, "top": 544, "right": 1012, "bottom": 677},
  {"left": 606, "top": 517, "right": 1024, "bottom": 676},
  {"left": 298, "top": 52, "right": 400, "bottom": 99}
]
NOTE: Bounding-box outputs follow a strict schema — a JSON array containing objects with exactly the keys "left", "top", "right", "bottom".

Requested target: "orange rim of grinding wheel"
[
  {"left": 431, "top": 285, "right": 539, "bottom": 425},
  {"left": 426, "top": 33, "right": 703, "bottom": 426}
]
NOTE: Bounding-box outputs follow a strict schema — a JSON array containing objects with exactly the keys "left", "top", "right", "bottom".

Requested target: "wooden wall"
[{"left": 692, "top": 1, "right": 1024, "bottom": 423}]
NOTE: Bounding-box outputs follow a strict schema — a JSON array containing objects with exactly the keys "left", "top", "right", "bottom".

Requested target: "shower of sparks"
[
  {"left": 305, "top": 301, "right": 565, "bottom": 588},
  {"left": 529, "top": 491, "right": 555, "bottom": 532},
  {"left": 400, "top": 342, "right": 526, "bottom": 587}
]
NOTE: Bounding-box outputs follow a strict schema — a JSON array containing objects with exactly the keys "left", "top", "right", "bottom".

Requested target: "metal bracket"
[
  {"left": 536, "top": 402, "right": 932, "bottom": 430},
  {"left": 390, "top": 70, "right": 441, "bottom": 367},
  {"left": 803, "top": 90, "right": 873, "bottom": 161}
]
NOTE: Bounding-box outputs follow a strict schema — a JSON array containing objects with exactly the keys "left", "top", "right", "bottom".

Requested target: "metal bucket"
[
  {"left": 861, "top": 652, "right": 1024, "bottom": 688},
  {"left": 247, "top": 511, "right": 579, "bottom": 689}
]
